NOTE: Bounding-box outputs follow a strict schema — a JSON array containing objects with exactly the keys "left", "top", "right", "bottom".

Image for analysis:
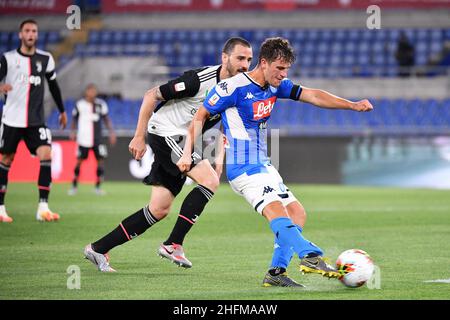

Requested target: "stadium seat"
[{"left": 66, "top": 28, "right": 449, "bottom": 80}]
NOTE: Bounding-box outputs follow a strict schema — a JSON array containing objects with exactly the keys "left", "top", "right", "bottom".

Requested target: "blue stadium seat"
[
  {"left": 0, "top": 32, "right": 10, "bottom": 45},
  {"left": 360, "top": 29, "right": 374, "bottom": 41},
  {"left": 112, "top": 30, "right": 126, "bottom": 44},
  {"left": 47, "top": 31, "right": 60, "bottom": 44},
  {"left": 125, "top": 30, "right": 138, "bottom": 44},
  {"left": 293, "top": 30, "right": 306, "bottom": 42},
  {"left": 373, "top": 29, "right": 388, "bottom": 41},
  {"left": 344, "top": 41, "right": 357, "bottom": 53},
  {"left": 348, "top": 29, "right": 361, "bottom": 41},
  {"left": 138, "top": 31, "right": 151, "bottom": 44},
  {"left": 10, "top": 32, "right": 20, "bottom": 47},
  {"left": 37, "top": 37, "right": 46, "bottom": 48},
  {"left": 330, "top": 41, "right": 343, "bottom": 54},
  {"left": 430, "top": 41, "right": 443, "bottom": 53},
  {"left": 358, "top": 41, "right": 370, "bottom": 54},
  {"left": 416, "top": 52, "right": 428, "bottom": 65},
  {"left": 307, "top": 29, "right": 320, "bottom": 41},
  {"left": 389, "top": 29, "right": 401, "bottom": 41},
  {"left": 189, "top": 30, "right": 201, "bottom": 42},
  {"left": 100, "top": 31, "right": 114, "bottom": 44},
  {"left": 316, "top": 54, "right": 328, "bottom": 66},
  {"left": 317, "top": 41, "right": 329, "bottom": 54},
  {"left": 445, "top": 29, "right": 450, "bottom": 40},
  {"left": 88, "top": 30, "right": 100, "bottom": 44},
  {"left": 321, "top": 29, "right": 333, "bottom": 42},
  {"left": 334, "top": 29, "right": 346, "bottom": 42},
  {"left": 416, "top": 29, "right": 429, "bottom": 41},
  {"left": 66, "top": 28, "right": 450, "bottom": 81}
]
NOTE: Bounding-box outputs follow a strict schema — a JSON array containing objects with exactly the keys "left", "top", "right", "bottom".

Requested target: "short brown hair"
[
  {"left": 19, "top": 19, "right": 38, "bottom": 31},
  {"left": 258, "top": 37, "right": 295, "bottom": 64},
  {"left": 222, "top": 37, "right": 251, "bottom": 55}
]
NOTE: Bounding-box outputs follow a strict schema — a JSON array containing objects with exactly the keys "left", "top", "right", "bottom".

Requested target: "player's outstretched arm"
[
  {"left": 299, "top": 87, "right": 373, "bottom": 112},
  {"left": 129, "top": 86, "right": 164, "bottom": 160},
  {"left": 177, "top": 106, "right": 211, "bottom": 173}
]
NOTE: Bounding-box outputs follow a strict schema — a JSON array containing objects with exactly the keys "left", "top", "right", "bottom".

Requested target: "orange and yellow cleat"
[
  {"left": 36, "top": 211, "right": 60, "bottom": 222},
  {"left": 0, "top": 215, "right": 13, "bottom": 223}
]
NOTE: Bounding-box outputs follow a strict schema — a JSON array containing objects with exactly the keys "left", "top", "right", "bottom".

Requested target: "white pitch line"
[{"left": 423, "top": 279, "right": 450, "bottom": 283}]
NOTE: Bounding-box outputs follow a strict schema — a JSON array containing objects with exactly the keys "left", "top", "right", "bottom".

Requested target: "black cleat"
[
  {"left": 299, "top": 255, "right": 340, "bottom": 278},
  {"left": 262, "top": 268, "right": 305, "bottom": 287}
]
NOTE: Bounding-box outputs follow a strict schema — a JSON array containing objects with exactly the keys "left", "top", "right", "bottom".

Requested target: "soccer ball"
[{"left": 336, "top": 249, "right": 375, "bottom": 288}]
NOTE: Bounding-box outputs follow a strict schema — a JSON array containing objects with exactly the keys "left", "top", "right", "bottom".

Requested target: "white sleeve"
[
  {"left": 46, "top": 53, "right": 56, "bottom": 80},
  {"left": 101, "top": 100, "right": 109, "bottom": 116}
]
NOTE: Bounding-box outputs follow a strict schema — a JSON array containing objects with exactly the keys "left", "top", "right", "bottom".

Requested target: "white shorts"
[{"left": 229, "top": 164, "right": 298, "bottom": 214}]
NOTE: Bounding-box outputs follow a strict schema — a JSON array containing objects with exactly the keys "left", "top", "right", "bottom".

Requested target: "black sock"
[
  {"left": 38, "top": 160, "right": 52, "bottom": 203},
  {"left": 96, "top": 166, "right": 104, "bottom": 188},
  {"left": 0, "top": 163, "right": 10, "bottom": 205},
  {"left": 269, "top": 267, "right": 287, "bottom": 276},
  {"left": 92, "top": 206, "right": 158, "bottom": 254},
  {"left": 73, "top": 165, "right": 80, "bottom": 188},
  {"left": 164, "top": 185, "right": 214, "bottom": 246}
]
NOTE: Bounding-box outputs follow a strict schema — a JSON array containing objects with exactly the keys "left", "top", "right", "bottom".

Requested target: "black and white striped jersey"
[
  {"left": 72, "top": 98, "right": 108, "bottom": 148},
  {"left": 0, "top": 48, "right": 56, "bottom": 128},
  {"left": 148, "top": 65, "right": 222, "bottom": 137}
]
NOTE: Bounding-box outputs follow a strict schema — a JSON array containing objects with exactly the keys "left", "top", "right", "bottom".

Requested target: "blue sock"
[
  {"left": 270, "top": 217, "right": 323, "bottom": 259},
  {"left": 270, "top": 240, "right": 292, "bottom": 269},
  {"left": 270, "top": 224, "right": 303, "bottom": 269}
]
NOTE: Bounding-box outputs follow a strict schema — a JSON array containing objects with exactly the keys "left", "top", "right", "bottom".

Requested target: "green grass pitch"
[{"left": 1, "top": 182, "right": 449, "bottom": 300}]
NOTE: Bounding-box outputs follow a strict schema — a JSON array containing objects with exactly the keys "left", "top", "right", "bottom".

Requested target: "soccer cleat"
[
  {"left": 36, "top": 203, "right": 60, "bottom": 222},
  {"left": 0, "top": 205, "right": 13, "bottom": 223},
  {"left": 299, "top": 255, "right": 340, "bottom": 278},
  {"left": 262, "top": 269, "right": 305, "bottom": 288},
  {"left": 83, "top": 244, "right": 116, "bottom": 272},
  {"left": 67, "top": 187, "right": 77, "bottom": 196},
  {"left": 94, "top": 188, "right": 106, "bottom": 196},
  {"left": 157, "top": 243, "right": 192, "bottom": 268}
]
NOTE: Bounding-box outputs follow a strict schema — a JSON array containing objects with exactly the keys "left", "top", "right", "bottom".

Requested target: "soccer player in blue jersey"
[{"left": 177, "top": 37, "right": 373, "bottom": 287}]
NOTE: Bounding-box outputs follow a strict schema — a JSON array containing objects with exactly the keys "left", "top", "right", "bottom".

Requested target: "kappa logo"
[
  {"left": 253, "top": 97, "right": 276, "bottom": 120},
  {"left": 262, "top": 186, "right": 275, "bottom": 196},
  {"left": 245, "top": 92, "right": 254, "bottom": 100},
  {"left": 218, "top": 82, "right": 228, "bottom": 93}
]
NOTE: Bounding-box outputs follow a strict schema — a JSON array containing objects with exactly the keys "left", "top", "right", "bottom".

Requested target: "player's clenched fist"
[
  {"left": 129, "top": 136, "right": 147, "bottom": 160},
  {"left": 351, "top": 99, "right": 373, "bottom": 112},
  {"left": 176, "top": 154, "right": 192, "bottom": 173},
  {"left": 0, "top": 84, "right": 12, "bottom": 94}
]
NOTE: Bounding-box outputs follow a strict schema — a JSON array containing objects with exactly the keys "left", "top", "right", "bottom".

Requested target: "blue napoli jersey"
[{"left": 204, "top": 73, "right": 302, "bottom": 180}]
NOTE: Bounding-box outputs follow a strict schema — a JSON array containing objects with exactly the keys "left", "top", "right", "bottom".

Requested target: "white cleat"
[
  {"left": 94, "top": 188, "right": 106, "bottom": 196},
  {"left": 157, "top": 243, "right": 192, "bottom": 268},
  {"left": 83, "top": 244, "right": 116, "bottom": 272},
  {"left": 36, "top": 202, "right": 60, "bottom": 222},
  {"left": 67, "top": 187, "right": 77, "bottom": 196},
  {"left": 0, "top": 205, "right": 13, "bottom": 223}
]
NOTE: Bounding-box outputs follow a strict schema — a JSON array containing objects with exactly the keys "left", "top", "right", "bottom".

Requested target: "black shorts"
[
  {"left": 0, "top": 123, "right": 52, "bottom": 156},
  {"left": 143, "top": 133, "right": 202, "bottom": 197},
  {"left": 77, "top": 144, "right": 108, "bottom": 160}
]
